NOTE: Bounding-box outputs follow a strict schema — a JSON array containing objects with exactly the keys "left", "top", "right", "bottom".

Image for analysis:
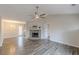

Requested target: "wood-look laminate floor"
[{"left": 0, "top": 37, "right": 79, "bottom": 55}]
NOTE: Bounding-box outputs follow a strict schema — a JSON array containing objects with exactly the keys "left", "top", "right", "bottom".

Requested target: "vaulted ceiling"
[{"left": 0, "top": 4, "right": 79, "bottom": 20}]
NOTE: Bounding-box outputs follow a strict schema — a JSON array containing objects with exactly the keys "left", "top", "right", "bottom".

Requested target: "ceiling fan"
[{"left": 32, "top": 6, "right": 47, "bottom": 19}]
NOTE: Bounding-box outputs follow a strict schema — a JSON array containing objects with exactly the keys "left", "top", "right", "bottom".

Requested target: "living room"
[{"left": 0, "top": 4, "right": 79, "bottom": 55}]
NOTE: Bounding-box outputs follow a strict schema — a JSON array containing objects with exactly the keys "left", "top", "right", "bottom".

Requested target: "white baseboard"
[{"left": 50, "top": 39, "right": 79, "bottom": 48}]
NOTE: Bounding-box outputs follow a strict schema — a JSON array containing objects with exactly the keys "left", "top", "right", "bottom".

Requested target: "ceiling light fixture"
[{"left": 32, "top": 6, "right": 47, "bottom": 19}]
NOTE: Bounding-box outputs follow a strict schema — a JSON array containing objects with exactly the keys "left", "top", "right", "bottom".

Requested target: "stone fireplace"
[
  {"left": 28, "top": 20, "right": 48, "bottom": 40},
  {"left": 29, "top": 25, "right": 41, "bottom": 40}
]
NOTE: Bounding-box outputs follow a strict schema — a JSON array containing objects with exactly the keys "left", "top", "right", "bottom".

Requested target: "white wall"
[{"left": 45, "top": 14, "right": 79, "bottom": 48}]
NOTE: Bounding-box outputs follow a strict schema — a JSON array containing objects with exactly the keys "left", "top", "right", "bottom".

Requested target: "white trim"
[{"left": 50, "top": 39, "right": 79, "bottom": 48}]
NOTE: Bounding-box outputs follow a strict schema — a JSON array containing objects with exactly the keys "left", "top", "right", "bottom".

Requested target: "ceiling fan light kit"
[
  {"left": 32, "top": 6, "right": 47, "bottom": 19},
  {"left": 35, "top": 14, "right": 39, "bottom": 19}
]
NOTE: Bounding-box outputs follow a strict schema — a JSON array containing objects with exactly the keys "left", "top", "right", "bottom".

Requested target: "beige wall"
[
  {"left": 0, "top": 17, "right": 4, "bottom": 46},
  {"left": 45, "top": 14, "right": 79, "bottom": 47},
  {"left": 3, "top": 19, "right": 26, "bottom": 38}
]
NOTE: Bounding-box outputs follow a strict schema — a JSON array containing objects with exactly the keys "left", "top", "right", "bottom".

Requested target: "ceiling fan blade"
[
  {"left": 40, "top": 16, "right": 46, "bottom": 19},
  {"left": 40, "top": 13, "right": 47, "bottom": 18},
  {"left": 40, "top": 14, "right": 46, "bottom": 16}
]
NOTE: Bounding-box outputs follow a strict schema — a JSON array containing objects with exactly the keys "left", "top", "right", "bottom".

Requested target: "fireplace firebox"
[
  {"left": 30, "top": 30, "right": 41, "bottom": 38},
  {"left": 32, "top": 33, "right": 39, "bottom": 37}
]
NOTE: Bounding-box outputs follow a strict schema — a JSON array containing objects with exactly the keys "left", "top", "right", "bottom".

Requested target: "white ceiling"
[{"left": 0, "top": 4, "right": 79, "bottom": 20}]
